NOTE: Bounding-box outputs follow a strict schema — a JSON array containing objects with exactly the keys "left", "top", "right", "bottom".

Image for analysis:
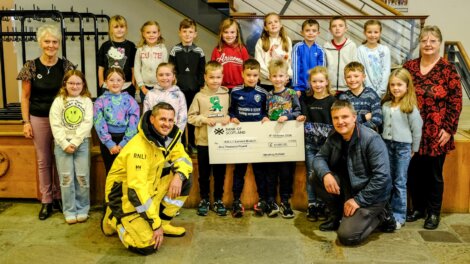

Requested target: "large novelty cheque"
[{"left": 208, "top": 120, "right": 305, "bottom": 164}]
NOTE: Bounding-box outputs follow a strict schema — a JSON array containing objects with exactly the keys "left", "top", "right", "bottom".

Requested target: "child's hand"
[
  {"left": 221, "top": 117, "right": 230, "bottom": 126},
  {"left": 261, "top": 117, "right": 270, "bottom": 123},
  {"left": 296, "top": 90, "right": 302, "bottom": 97},
  {"left": 277, "top": 116, "right": 288, "bottom": 123},
  {"left": 206, "top": 118, "right": 216, "bottom": 127},
  {"left": 365, "top": 113, "right": 372, "bottom": 121},
  {"left": 296, "top": 115, "right": 306, "bottom": 122},
  {"left": 141, "top": 86, "right": 149, "bottom": 95},
  {"left": 65, "top": 144, "right": 76, "bottom": 154},
  {"left": 230, "top": 117, "right": 240, "bottom": 124},
  {"left": 110, "top": 145, "right": 121, "bottom": 155}
]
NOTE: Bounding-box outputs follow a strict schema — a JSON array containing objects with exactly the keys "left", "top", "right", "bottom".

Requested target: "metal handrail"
[
  {"left": 231, "top": 14, "right": 428, "bottom": 24},
  {"left": 444, "top": 41, "right": 470, "bottom": 98},
  {"left": 444, "top": 41, "right": 470, "bottom": 68}
]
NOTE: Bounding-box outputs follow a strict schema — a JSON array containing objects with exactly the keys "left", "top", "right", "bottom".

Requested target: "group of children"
[{"left": 50, "top": 13, "right": 423, "bottom": 230}]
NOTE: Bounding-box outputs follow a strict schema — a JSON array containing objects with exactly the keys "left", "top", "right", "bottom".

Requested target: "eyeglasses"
[
  {"left": 420, "top": 39, "right": 440, "bottom": 45},
  {"left": 66, "top": 82, "right": 83, "bottom": 86}
]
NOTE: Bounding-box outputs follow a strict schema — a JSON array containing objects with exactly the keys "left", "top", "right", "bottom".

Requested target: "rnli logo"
[{"left": 134, "top": 153, "right": 147, "bottom": 159}]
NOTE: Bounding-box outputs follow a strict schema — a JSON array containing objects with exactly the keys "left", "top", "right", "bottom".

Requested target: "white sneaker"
[
  {"left": 395, "top": 221, "right": 403, "bottom": 230},
  {"left": 77, "top": 214, "right": 89, "bottom": 223}
]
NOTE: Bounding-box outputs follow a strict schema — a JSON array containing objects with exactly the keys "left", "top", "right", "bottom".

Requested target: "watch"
[{"left": 177, "top": 172, "right": 186, "bottom": 181}]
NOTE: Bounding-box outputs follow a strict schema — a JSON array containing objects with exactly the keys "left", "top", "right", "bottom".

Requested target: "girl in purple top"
[{"left": 93, "top": 68, "right": 140, "bottom": 174}]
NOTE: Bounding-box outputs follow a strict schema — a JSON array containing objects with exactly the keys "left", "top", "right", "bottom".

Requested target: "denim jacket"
[{"left": 313, "top": 123, "right": 391, "bottom": 207}]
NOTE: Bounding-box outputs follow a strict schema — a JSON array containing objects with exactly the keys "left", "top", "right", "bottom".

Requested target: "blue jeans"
[
  {"left": 384, "top": 139, "right": 411, "bottom": 225},
  {"left": 305, "top": 143, "right": 318, "bottom": 203},
  {"left": 54, "top": 138, "right": 91, "bottom": 219}
]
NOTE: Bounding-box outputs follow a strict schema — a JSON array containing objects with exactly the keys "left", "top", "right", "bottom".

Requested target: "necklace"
[
  {"left": 40, "top": 56, "right": 57, "bottom": 75},
  {"left": 45, "top": 65, "right": 52, "bottom": 75}
]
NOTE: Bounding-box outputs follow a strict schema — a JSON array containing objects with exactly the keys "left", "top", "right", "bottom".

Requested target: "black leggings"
[
  {"left": 99, "top": 133, "right": 124, "bottom": 175},
  {"left": 197, "top": 146, "right": 226, "bottom": 200}
]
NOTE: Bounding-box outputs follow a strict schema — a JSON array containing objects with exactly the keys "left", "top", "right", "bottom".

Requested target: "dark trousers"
[
  {"left": 267, "top": 162, "right": 294, "bottom": 202},
  {"left": 232, "top": 163, "right": 266, "bottom": 200},
  {"left": 99, "top": 133, "right": 124, "bottom": 175},
  {"left": 407, "top": 153, "right": 446, "bottom": 215},
  {"left": 337, "top": 203, "right": 385, "bottom": 246},
  {"left": 313, "top": 173, "right": 385, "bottom": 246},
  {"left": 197, "top": 146, "right": 226, "bottom": 200},
  {"left": 181, "top": 90, "right": 196, "bottom": 148}
]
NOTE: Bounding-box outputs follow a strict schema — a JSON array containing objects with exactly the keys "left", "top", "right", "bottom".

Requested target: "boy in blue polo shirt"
[{"left": 229, "top": 58, "right": 270, "bottom": 217}]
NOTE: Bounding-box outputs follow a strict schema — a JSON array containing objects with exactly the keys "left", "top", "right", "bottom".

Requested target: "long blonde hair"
[
  {"left": 260, "top": 12, "right": 289, "bottom": 52},
  {"left": 217, "top": 18, "right": 244, "bottom": 51},
  {"left": 381, "top": 68, "right": 417, "bottom": 114},
  {"left": 307, "top": 66, "right": 334, "bottom": 97},
  {"left": 138, "top": 20, "right": 164, "bottom": 47},
  {"left": 108, "top": 15, "right": 128, "bottom": 41}
]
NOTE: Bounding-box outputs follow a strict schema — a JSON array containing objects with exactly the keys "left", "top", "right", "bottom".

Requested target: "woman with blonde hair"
[
  {"left": 403, "top": 25, "right": 462, "bottom": 229},
  {"left": 17, "top": 24, "right": 75, "bottom": 220}
]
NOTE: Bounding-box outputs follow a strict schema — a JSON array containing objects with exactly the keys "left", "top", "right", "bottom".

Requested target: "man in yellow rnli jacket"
[{"left": 101, "top": 102, "right": 193, "bottom": 255}]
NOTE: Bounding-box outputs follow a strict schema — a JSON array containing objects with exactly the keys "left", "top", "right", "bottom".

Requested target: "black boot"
[
  {"left": 317, "top": 201, "right": 328, "bottom": 221},
  {"left": 406, "top": 210, "right": 425, "bottom": 222},
  {"left": 319, "top": 216, "right": 341, "bottom": 231},
  {"left": 39, "top": 203, "right": 52, "bottom": 220},
  {"left": 307, "top": 203, "right": 319, "bottom": 222},
  {"left": 423, "top": 214, "right": 440, "bottom": 230},
  {"left": 53, "top": 199, "right": 63, "bottom": 213},
  {"left": 378, "top": 203, "right": 396, "bottom": 232}
]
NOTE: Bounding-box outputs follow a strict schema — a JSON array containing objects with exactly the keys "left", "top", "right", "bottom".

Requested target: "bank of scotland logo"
[{"left": 214, "top": 128, "right": 224, "bottom": 135}]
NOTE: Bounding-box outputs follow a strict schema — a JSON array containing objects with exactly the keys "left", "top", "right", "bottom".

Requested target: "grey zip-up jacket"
[
  {"left": 323, "top": 38, "right": 357, "bottom": 92},
  {"left": 313, "top": 123, "right": 391, "bottom": 207}
]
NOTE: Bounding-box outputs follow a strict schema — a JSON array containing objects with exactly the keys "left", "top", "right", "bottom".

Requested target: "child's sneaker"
[
  {"left": 253, "top": 199, "right": 267, "bottom": 216},
  {"left": 280, "top": 201, "right": 295, "bottom": 219},
  {"left": 307, "top": 203, "right": 318, "bottom": 222},
  {"left": 317, "top": 201, "right": 328, "bottom": 221},
  {"left": 197, "top": 199, "right": 210, "bottom": 216},
  {"left": 231, "top": 199, "right": 244, "bottom": 218},
  {"left": 395, "top": 221, "right": 404, "bottom": 230},
  {"left": 213, "top": 199, "right": 227, "bottom": 216},
  {"left": 267, "top": 201, "right": 280, "bottom": 217}
]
